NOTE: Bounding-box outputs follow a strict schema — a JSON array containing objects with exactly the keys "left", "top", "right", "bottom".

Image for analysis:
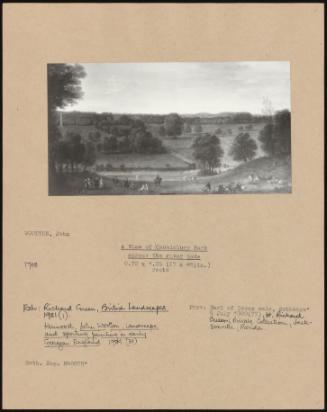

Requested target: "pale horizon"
[{"left": 62, "top": 61, "right": 291, "bottom": 115}]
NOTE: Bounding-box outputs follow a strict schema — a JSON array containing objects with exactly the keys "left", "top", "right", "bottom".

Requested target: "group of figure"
[
  {"left": 112, "top": 177, "right": 130, "bottom": 187},
  {"left": 138, "top": 175, "right": 162, "bottom": 192},
  {"left": 83, "top": 176, "right": 104, "bottom": 190},
  {"left": 111, "top": 175, "right": 162, "bottom": 191},
  {"left": 202, "top": 182, "right": 244, "bottom": 194},
  {"left": 215, "top": 183, "right": 244, "bottom": 194},
  {"left": 182, "top": 175, "right": 197, "bottom": 182},
  {"left": 248, "top": 173, "right": 284, "bottom": 186},
  {"left": 248, "top": 173, "right": 260, "bottom": 183},
  {"left": 112, "top": 177, "right": 144, "bottom": 191},
  {"left": 138, "top": 183, "right": 149, "bottom": 192}
]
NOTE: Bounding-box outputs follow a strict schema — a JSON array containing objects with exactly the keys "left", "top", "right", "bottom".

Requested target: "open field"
[
  {"left": 159, "top": 122, "right": 267, "bottom": 169},
  {"left": 95, "top": 152, "right": 189, "bottom": 169},
  {"left": 60, "top": 121, "right": 268, "bottom": 174},
  {"left": 54, "top": 120, "right": 291, "bottom": 196},
  {"left": 52, "top": 155, "right": 291, "bottom": 195}
]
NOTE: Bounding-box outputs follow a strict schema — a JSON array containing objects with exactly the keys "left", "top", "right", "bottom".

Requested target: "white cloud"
[{"left": 69, "top": 62, "right": 290, "bottom": 114}]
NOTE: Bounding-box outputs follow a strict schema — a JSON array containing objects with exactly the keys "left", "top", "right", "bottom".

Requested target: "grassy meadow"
[{"left": 52, "top": 119, "right": 291, "bottom": 195}]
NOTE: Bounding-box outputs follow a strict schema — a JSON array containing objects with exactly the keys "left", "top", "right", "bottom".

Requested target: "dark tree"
[
  {"left": 274, "top": 110, "right": 291, "bottom": 155},
  {"left": 259, "top": 110, "right": 291, "bottom": 156},
  {"left": 192, "top": 134, "right": 224, "bottom": 173},
  {"left": 54, "top": 140, "right": 70, "bottom": 172},
  {"left": 48, "top": 64, "right": 86, "bottom": 190},
  {"left": 158, "top": 125, "right": 166, "bottom": 137},
  {"left": 48, "top": 64, "right": 86, "bottom": 115},
  {"left": 164, "top": 113, "right": 183, "bottom": 137},
  {"left": 105, "top": 113, "right": 115, "bottom": 123},
  {"left": 184, "top": 123, "right": 192, "bottom": 133},
  {"left": 110, "top": 126, "right": 119, "bottom": 136},
  {"left": 119, "top": 114, "right": 132, "bottom": 126},
  {"left": 259, "top": 123, "right": 275, "bottom": 156},
  {"left": 96, "top": 118, "right": 111, "bottom": 133},
  {"left": 66, "top": 132, "right": 85, "bottom": 170},
  {"left": 133, "top": 119, "right": 146, "bottom": 131},
  {"left": 117, "top": 136, "right": 132, "bottom": 153},
  {"left": 133, "top": 130, "right": 165, "bottom": 154},
  {"left": 230, "top": 132, "right": 257, "bottom": 162},
  {"left": 88, "top": 131, "right": 101, "bottom": 143},
  {"left": 193, "top": 124, "right": 203, "bottom": 133},
  {"left": 83, "top": 142, "right": 96, "bottom": 170},
  {"left": 103, "top": 136, "right": 118, "bottom": 153},
  {"left": 66, "top": 132, "right": 82, "bottom": 144}
]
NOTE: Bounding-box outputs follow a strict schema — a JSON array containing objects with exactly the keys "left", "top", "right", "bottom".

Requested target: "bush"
[
  {"left": 229, "top": 133, "right": 257, "bottom": 162},
  {"left": 197, "top": 169, "right": 217, "bottom": 176},
  {"left": 133, "top": 130, "right": 165, "bottom": 154},
  {"left": 96, "top": 164, "right": 105, "bottom": 172},
  {"left": 117, "top": 136, "right": 131, "bottom": 153},
  {"left": 103, "top": 135, "right": 117, "bottom": 153}
]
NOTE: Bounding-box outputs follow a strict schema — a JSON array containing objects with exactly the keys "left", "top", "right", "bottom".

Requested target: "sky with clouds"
[{"left": 66, "top": 61, "right": 290, "bottom": 115}]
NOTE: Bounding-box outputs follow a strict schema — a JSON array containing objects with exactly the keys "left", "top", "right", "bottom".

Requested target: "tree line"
[
  {"left": 94, "top": 112, "right": 184, "bottom": 140},
  {"left": 192, "top": 109, "right": 291, "bottom": 174},
  {"left": 92, "top": 114, "right": 166, "bottom": 155}
]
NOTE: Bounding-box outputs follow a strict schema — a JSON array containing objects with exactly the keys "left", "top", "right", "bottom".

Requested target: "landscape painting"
[{"left": 48, "top": 62, "right": 291, "bottom": 195}]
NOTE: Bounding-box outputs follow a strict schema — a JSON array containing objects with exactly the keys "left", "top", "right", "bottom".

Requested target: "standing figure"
[
  {"left": 205, "top": 182, "right": 211, "bottom": 192},
  {"left": 154, "top": 175, "right": 162, "bottom": 186}
]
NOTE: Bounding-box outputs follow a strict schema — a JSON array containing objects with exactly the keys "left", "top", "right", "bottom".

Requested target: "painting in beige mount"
[{"left": 48, "top": 62, "right": 291, "bottom": 195}]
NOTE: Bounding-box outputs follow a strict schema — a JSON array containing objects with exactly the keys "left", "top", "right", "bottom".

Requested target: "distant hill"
[{"left": 181, "top": 112, "right": 235, "bottom": 118}]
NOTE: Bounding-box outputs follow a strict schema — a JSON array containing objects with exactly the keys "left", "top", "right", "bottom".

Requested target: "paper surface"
[{"left": 3, "top": 3, "right": 324, "bottom": 409}]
